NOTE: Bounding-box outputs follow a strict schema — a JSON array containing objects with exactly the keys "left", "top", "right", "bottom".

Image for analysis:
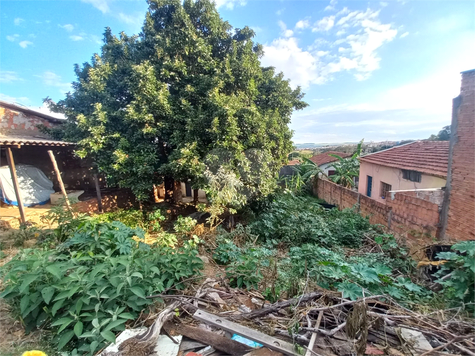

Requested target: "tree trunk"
[
  {"left": 173, "top": 180, "right": 182, "bottom": 203},
  {"left": 164, "top": 176, "right": 174, "bottom": 202},
  {"left": 193, "top": 188, "right": 199, "bottom": 204}
]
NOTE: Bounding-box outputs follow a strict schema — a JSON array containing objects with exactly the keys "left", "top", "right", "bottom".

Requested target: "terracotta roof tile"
[
  {"left": 309, "top": 151, "right": 352, "bottom": 166},
  {"left": 360, "top": 141, "right": 449, "bottom": 178}
]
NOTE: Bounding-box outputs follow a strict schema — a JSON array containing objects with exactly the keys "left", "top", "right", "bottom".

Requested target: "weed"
[
  {"left": 0, "top": 220, "right": 203, "bottom": 355},
  {"left": 434, "top": 241, "right": 475, "bottom": 311}
]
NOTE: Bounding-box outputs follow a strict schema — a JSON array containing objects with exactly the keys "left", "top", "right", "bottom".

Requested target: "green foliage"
[
  {"left": 40, "top": 202, "right": 87, "bottom": 244},
  {"left": 213, "top": 239, "right": 273, "bottom": 289},
  {"left": 174, "top": 216, "right": 197, "bottom": 235},
  {"left": 288, "top": 244, "right": 426, "bottom": 301},
  {"left": 48, "top": 0, "right": 307, "bottom": 201},
  {"left": 0, "top": 221, "right": 203, "bottom": 355},
  {"left": 94, "top": 209, "right": 146, "bottom": 229},
  {"left": 434, "top": 241, "right": 475, "bottom": 308},
  {"left": 328, "top": 139, "right": 363, "bottom": 188},
  {"left": 250, "top": 193, "right": 370, "bottom": 247},
  {"left": 428, "top": 125, "right": 451, "bottom": 141}
]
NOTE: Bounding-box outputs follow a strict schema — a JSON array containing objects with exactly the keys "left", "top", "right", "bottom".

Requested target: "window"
[
  {"left": 402, "top": 169, "right": 421, "bottom": 182},
  {"left": 381, "top": 182, "right": 392, "bottom": 199},
  {"left": 328, "top": 170, "right": 336, "bottom": 176},
  {"left": 366, "top": 176, "right": 372, "bottom": 197}
]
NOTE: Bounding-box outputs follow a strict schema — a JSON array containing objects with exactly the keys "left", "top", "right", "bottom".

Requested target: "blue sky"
[{"left": 1, "top": 0, "right": 474, "bottom": 143}]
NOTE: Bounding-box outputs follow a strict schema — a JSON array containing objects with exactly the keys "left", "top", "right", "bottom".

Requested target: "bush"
[
  {"left": 288, "top": 244, "right": 426, "bottom": 301},
  {"left": 249, "top": 193, "right": 370, "bottom": 247},
  {"left": 435, "top": 241, "right": 475, "bottom": 310},
  {"left": 0, "top": 221, "right": 203, "bottom": 355}
]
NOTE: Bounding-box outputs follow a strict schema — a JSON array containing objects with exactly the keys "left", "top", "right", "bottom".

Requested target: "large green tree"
[{"left": 48, "top": 0, "right": 307, "bottom": 201}]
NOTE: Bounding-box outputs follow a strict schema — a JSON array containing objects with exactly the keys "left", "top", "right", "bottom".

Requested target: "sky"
[{"left": 1, "top": 0, "right": 474, "bottom": 144}]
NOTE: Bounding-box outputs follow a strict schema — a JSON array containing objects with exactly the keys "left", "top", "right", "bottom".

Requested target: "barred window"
[
  {"left": 381, "top": 182, "right": 392, "bottom": 199},
  {"left": 402, "top": 169, "right": 421, "bottom": 182}
]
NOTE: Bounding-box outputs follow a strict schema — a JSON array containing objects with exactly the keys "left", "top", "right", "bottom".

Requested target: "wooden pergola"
[{"left": 0, "top": 137, "right": 102, "bottom": 224}]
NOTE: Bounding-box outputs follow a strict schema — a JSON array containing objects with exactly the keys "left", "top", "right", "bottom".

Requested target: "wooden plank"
[
  {"left": 193, "top": 309, "right": 299, "bottom": 356},
  {"left": 166, "top": 322, "right": 252, "bottom": 356},
  {"left": 5, "top": 147, "right": 26, "bottom": 224},
  {"left": 305, "top": 311, "right": 323, "bottom": 356},
  {"left": 47, "top": 150, "right": 71, "bottom": 211}
]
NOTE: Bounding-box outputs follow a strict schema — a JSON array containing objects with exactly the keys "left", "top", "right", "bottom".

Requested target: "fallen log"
[{"left": 165, "top": 322, "right": 252, "bottom": 356}]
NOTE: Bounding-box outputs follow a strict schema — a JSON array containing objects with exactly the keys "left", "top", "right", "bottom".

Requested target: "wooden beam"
[
  {"left": 47, "top": 150, "right": 71, "bottom": 211},
  {"left": 93, "top": 174, "right": 103, "bottom": 212},
  {"left": 165, "top": 322, "right": 252, "bottom": 356},
  {"left": 5, "top": 147, "right": 26, "bottom": 224}
]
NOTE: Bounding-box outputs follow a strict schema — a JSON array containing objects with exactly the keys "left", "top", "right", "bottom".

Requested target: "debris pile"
[{"left": 101, "top": 279, "right": 475, "bottom": 356}]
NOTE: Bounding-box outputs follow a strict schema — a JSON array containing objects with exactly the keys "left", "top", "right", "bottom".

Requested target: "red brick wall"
[
  {"left": 314, "top": 178, "right": 441, "bottom": 246},
  {"left": 0, "top": 106, "right": 56, "bottom": 137},
  {"left": 445, "top": 70, "right": 475, "bottom": 241}
]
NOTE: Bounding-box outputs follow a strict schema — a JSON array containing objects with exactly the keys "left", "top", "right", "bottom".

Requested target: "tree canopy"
[
  {"left": 47, "top": 0, "right": 307, "bottom": 201},
  {"left": 428, "top": 125, "right": 451, "bottom": 141}
]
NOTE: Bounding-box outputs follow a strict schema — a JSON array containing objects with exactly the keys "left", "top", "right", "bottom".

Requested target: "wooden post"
[
  {"left": 47, "top": 150, "right": 71, "bottom": 211},
  {"left": 5, "top": 147, "right": 26, "bottom": 224},
  {"left": 93, "top": 174, "right": 103, "bottom": 212}
]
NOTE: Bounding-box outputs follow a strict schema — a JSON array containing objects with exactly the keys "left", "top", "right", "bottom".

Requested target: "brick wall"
[
  {"left": 314, "top": 178, "right": 441, "bottom": 247},
  {"left": 0, "top": 106, "right": 56, "bottom": 137},
  {"left": 444, "top": 70, "right": 475, "bottom": 241}
]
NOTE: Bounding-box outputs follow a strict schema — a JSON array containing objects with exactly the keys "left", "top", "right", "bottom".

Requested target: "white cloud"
[
  {"left": 0, "top": 71, "right": 22, "bottom": 83},
  {"left": 261, "top": 37, "right": 320, "bottom": 89},
  {"left": 36, "top": 71, "right": 72, "bottom": 93},
  {"left": 81, "top": 0, "right": 111, "bottom": 13},
  {"left": 263, "top": 7, "right": 397, "bottom": 86},
  {"left": 214, "top": 0, "right": 246, "bottom": 10},
  {"left": 400, "top": 31, "right": 409, "bottom": 38},
  {"left": 59, "top": 24, "right": 74, "bottom": 32},
  {"left": 276, "top": 8, "right": 284, "bottom": 16},
  {"left": 278, "top": 21, "right": 294, "bottom": 38},
  {"left": 14, "top": 18, "right": 24, "bottom": 26},
  {"left": 295, "top": 20, "right": 310, "bottom": 31},
  {"left": 0, "top": 93, "right": 30, "bottom": 104},
  {"left": 6, "top": 34, "right": 19, "bottom": 42},
  {"left": 312, "top": 16, "right": 335, "bottom": 32},
  {"left": 19, "top": 41, "right": 33, "bottom": 48},
  {"left": 324, "top": 0, "right": 337, "bottom": 12},
  {"left": 69, "top": 35, "right": 84, "bottom": 41}
]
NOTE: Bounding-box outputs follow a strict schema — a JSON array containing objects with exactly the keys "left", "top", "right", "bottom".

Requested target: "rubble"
[{"left": 99, "top": 279, "right": 475, "bottom": 356}]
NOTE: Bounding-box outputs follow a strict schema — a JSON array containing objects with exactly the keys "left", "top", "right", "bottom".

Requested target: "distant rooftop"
[
  {"left": 360, "top": 141, "right": 449, "bottom": 178},
  {"left": 309, "top": 151, "right": 352, "bottom": 166},
  {"left": 0, "top": 100, "right": 66, "bottom": 122}
]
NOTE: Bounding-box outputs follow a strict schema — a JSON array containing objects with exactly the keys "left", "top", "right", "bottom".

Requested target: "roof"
[
  {"left": 360, "top": 141, "right": 449, "bottom": 178},
  {"left": 309, "top": 151, "right": 352, "bottom": 166},
  {"left": 0, "top": 135, "right": 74, "bottom": 147},
  {"left": 0, "top": 100, "right": 66, "bottom": 123}
]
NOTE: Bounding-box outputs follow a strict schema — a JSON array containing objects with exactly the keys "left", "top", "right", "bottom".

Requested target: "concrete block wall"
[{"left": 444, "top": 70, "right": 475, "bottom": 241}]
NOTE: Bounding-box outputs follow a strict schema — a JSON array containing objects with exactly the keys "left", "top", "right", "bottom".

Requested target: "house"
[
  {"left": 358, "top": 141, "right": 449, "bottom": 204},
  {"left": 309, "top": 151, "right": 352, "bottom": 176}
]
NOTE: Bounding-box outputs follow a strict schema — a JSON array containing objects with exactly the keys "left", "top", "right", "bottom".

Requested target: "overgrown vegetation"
[
  {"left": 250, "top": 193, "right": 371, "bottom": 247},
  {"left": 0, "top": 214, "right": 202, "bottom": 355}
]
